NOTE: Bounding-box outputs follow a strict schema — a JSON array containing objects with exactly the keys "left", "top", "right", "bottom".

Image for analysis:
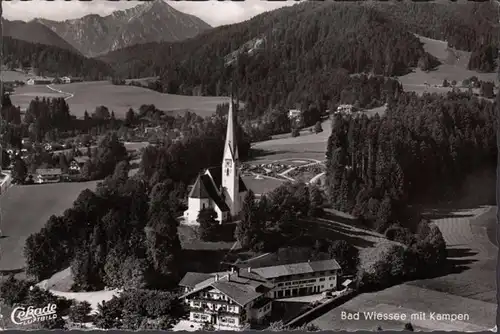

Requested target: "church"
[{"left": 183, "top": 98, "right": 248, "bottom": 224}]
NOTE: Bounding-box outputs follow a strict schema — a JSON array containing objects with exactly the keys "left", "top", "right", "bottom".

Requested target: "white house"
[
  {"left": 183, "top": 97, "right": 247, "bottom": 224},
  {"left": 336, "top": 104, "right": 354, "bottom": 115}
]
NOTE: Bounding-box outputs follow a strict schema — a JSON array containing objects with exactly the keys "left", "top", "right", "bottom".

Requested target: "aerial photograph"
[{"left": 0, "top": 0, "right": 497, "bottom": 331}]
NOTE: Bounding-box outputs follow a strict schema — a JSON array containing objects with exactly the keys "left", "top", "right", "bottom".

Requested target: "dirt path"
[{"left": 46, "top": 85, "right": 75, "bottom": 101}]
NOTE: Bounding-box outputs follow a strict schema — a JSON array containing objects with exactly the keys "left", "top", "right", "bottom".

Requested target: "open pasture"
[
  {"left": 45, "top": 81, "right": 233, "bottom": 118},
  {"left": 1, "top": 70, "right": 30, "bottom": 82},
  {"left": 10, "top": 85, "right": 67, "bottom": 110},
  {"left": 309, "top": 206, "right": 497, "bottom": 331},
  {"left": 250, "top": 119, "right": 331, "bottom": 162},
  {"left": 0, "top": 181, "right": 98, "bottom": 274},
  {"left": 399, "top": 35, "right": 497, "bottom": 95}
]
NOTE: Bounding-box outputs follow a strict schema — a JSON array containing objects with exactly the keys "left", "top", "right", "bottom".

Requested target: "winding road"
[{"left": 46, "top": 85, "right": 74, "bottom": 100}]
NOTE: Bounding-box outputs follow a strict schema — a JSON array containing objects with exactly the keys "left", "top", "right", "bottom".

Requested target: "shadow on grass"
[
  {"left": 0, "top": 267, "right": 25, "bottom": 276},
  {"left": 422, "top": 212, "right": 475, "bottom": 220},
  {"left": 181, "top": 249, "right": 228, "bottom": 274},
  {"left": 248, "top": 148, "right": 291, "bottom": 159},
  {"left": 299, "top": 219, "right": 376, "bottom": 249}
]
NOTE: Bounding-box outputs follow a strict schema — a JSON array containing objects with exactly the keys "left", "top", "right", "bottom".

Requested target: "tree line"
[
  {"left": 4, "top": 36, "right": 114, "bottom": 80},
  {"left": 100, "top": 3, "right": 433, "bottom": 126},
  {"left": 325, "top": 91, "right": 496, "bottom": 234}
]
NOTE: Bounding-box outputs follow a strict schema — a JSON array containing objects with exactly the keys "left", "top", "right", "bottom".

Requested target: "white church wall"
[{"left": 184, "top": 197, "right": 210, "bottom": 222}]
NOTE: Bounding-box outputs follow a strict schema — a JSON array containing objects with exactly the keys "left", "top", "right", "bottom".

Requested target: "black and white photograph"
[{"left": 0, "top": 0, "right": 497, "bottom": 332}]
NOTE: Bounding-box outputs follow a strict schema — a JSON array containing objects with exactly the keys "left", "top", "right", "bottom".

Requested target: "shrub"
[{"left": 69, "top": 301, "right": 92, "bottom": 323}]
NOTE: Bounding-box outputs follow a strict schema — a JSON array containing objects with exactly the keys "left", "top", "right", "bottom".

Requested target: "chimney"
[
  {"left": 231, "top": 267, "right": 234, "bottom": 273},
  {"left": 214, "top": 274, "right": 219, "bottom": 282},
  {"left": 247, "top": 267, "right": 251, "bottom": 273}
]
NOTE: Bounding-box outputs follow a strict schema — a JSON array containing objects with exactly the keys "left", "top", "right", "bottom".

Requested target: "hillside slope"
[
  {"left": 99, "top": 2, "right": 431, "bottom": 119},
  {"left": 35, "top": 0, "right": 211, "bottom": 57},
  {"left": 369, "top": 1, "right": 498, "bottom": 72},
  {"left": 3, "top": 19, "right": 80, "bottom": 54},
  {"left": 3, "top": 37, "right": 114, "bottom": 80}
]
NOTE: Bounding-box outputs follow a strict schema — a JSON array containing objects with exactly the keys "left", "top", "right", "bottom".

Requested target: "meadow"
[
  {"left": 399, "top": 35, "right": 497, "bottom": 95},
  {"left": 43, "top": 81, "right": 232, "bottom": 118}
]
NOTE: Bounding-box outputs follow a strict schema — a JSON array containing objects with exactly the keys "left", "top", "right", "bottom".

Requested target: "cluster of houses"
[{"left": 179, "top": 259, "right": 347, "bottom": 330}]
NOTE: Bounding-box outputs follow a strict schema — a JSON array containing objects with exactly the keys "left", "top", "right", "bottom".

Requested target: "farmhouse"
[
  {"left": 35, "top": 168, "right": 62, "bottom": 183},
  {"left": 61, "top": 76, "right": 83, "bottom": 84},
  {"left": 336, "top": 104, "right": 354, "bottom": 115},
  {"left": 179, "top": 259, "right": 342, "bottom": 329},
  {"left": 26, "top": 77, "right": 53, "bottom": 85},
  {"left": 183, "top": 97, "right": 247, "bottom": 224},
  {"left": 70, "top": 156, "right": 90, "bottom": 172}
]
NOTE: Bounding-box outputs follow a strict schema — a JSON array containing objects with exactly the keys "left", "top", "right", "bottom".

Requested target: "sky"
[{"left": 3, "top": 0, "right": 299, "bottom": 27}]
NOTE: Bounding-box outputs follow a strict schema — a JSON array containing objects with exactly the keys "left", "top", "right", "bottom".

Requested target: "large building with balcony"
[{"left": 178, "top": 259, "right": 341, "bottom": 329}]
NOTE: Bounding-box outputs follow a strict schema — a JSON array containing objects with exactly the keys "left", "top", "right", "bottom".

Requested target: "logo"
[{"left": 11, "top": 304, "right": 57, "bottom": 325}]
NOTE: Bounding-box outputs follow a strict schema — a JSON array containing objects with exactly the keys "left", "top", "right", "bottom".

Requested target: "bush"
[
  {"left": 314, "top": 121, "right": 323, "bottom": 133},
  {"left": 69, "top": 301, "right": 92, "bottom": 323},
  {"left": 0, "top": 275, "right": 32, "bottom": 306},
  {"left": 405, "top": 322, "right": 414, "bottom": 331}
]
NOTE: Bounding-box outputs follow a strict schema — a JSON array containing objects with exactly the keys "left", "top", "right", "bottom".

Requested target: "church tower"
[{"left": 222, "top": 96, "right": 240, "bottom": 217}]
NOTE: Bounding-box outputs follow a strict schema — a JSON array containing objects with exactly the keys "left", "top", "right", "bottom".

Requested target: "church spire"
[{"left": 224, "top": 86, "right": 238, "bottom": 161}]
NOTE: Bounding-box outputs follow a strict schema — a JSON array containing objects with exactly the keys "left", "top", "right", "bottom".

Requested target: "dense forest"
[
  {"left": 326, "top": 91, "right": 496, "bottom": 233},
  {"left": 4, "top": 37, "right": 114, "bottom": 80},
  {"left": 100, "top": 3, "right": 433, "bottom": 118},
  {"left": 369, "top": 1, "right": 498, "bottom": 72},
  {"left": 101, "top": 1, "right": 500, "bottom": 104}
]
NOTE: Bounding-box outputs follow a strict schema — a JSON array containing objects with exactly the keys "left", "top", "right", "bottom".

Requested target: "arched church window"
[{"left": 226, "top": 168, "right": 229, "bottom": 176}]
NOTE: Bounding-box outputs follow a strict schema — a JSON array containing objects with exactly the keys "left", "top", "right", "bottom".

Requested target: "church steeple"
[
  {"left": 223, "top": 93, "right": 239, "bottom": 162},
  {"left": 221, "top": 86, "right": 241, "bottom": 218}
]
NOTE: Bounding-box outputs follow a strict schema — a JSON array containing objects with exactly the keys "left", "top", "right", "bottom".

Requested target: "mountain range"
[
  {"left": 6, "top": 0, "right": 212, "bottom": 57},
  {"left": 95, "top": 1, "right": 499, "bottom": 120}
]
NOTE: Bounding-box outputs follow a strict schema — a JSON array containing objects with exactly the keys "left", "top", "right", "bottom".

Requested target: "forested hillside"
[
  {"left": 370, "top": 1, "right": 498, "bottom": 72},
  {"left": 4, "top": 37, "right": 114, "bottom": 80},
  {"left": 100, "top": 2, "right": 432, "bottom": 120},
  {"left": 326, "top": 91, "right": 496, "bottom": 232}
]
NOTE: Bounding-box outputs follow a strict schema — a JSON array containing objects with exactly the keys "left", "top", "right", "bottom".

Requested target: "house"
[
  {"left": 70, "top": 156, "right": 90, "bottom": 172},
  {"left": 288, "top": 109, "right": 302, "bottom": 119},
  {"left": 179, "top": 259, "right": 342, "bottom": 329},
  {"left": 179, "top": 268, "right": 274, "bottom": 329},
  {"left": 26, "top": 77, "right": 53, "bottom": 85},
  {"left": 61, "top": 76, "right": 83, "bottom": 84},
  {"left": 144, "top": 126, "right": 162, "bottom": 135},
  {"left": 336, "top": 104, "right": 354, "bottom": 115},
  {"left": 183, "top": 97, "right": 248, "bottom": 224},
  {"left": 35, "top": 168, "right": 62, "bottom": 183}
]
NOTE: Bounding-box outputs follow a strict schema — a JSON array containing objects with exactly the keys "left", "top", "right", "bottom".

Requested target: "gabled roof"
[
  {"left": 206, "top": 166, "right": 247, "bottom": 193},
  {"left": 188, "top": 175, "right": 210, "bottom": 199},
  {"left": 179, "top": 272, "right": 214, "bottom": 288},
  {"left": 251, "top": 259, "right": 341, "bottom": 279},
  {"left": 189, "top": 173, "right": 230, "bottom": 212},
  {"left": 179, "top": 270, "right": 273, "bottom": 307}
]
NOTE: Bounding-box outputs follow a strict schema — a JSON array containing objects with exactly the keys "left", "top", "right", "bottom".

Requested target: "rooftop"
[{"left": 251, "top": 259, "right": 341, "bottom": 279}]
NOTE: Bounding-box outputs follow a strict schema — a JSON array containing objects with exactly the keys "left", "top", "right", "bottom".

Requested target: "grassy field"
[
  {"left": 241, "top": 175, "right": 285, "bottom": 195},
  {"left": 0, "top": 181, "right": 98, "bottom": 275},
  {"left": 399, "top": 35, "right": 497, "bottom": 95},
  {"left": 10, "top": 85, "right": 67, "bottom": 110},
  {"left": 309, "top": 207, "right": 497, "bottom": 331},
  {"left": 1, "top": 70, "right": 30, "bottom": 82},
  {"left": 25, "top": 81, "right": 232, "bottom": 118}
]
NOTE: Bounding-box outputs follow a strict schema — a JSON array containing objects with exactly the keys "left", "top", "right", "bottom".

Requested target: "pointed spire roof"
[{"left": 224, "top": 88, "right": 238, "bottom": 161}]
